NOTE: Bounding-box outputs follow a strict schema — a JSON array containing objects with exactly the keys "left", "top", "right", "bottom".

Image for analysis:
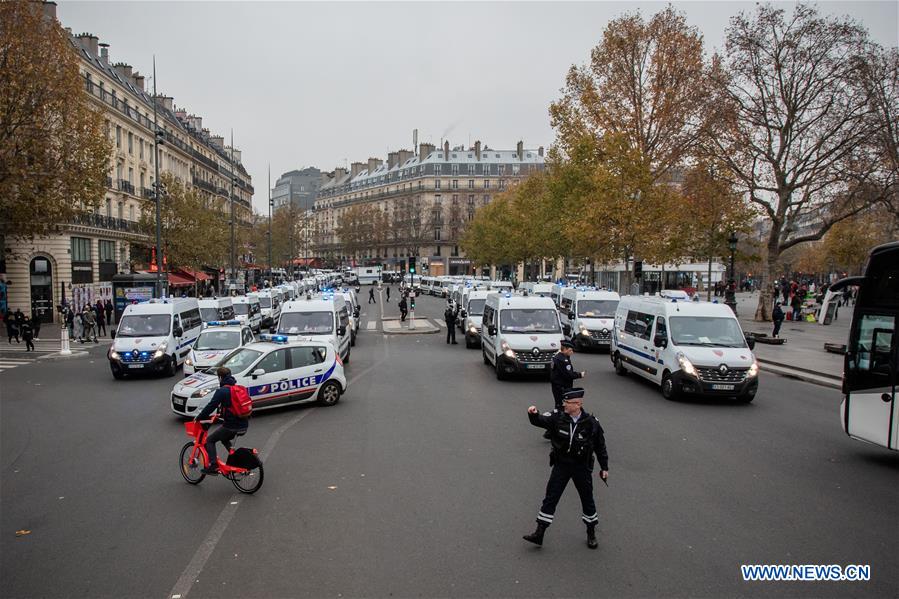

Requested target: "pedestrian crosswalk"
[
  {"left": 366, "top": 321, "right": 377, "bottom": 331},
  {"left": 0, "top": 357, "right": 35, "bottom": 374},
  {"left": 0, "top": 339, "right": 66, "bottom": 354}
]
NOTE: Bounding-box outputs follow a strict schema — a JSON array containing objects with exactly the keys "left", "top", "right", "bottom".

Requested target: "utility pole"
[
  {"left": 268, "top": 164, "right": 272, "bottom": 280},
  {"left": 229, "top": 129, "right": 236, "bottom": 293},
  {"left": 152, "top": 56, "right": 164, "bottom": 298}
]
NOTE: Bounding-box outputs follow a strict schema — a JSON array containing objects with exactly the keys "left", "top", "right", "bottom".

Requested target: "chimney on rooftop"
[
  {"left": 158, "top": 96, "right": 174, "bottom": 111},
  {"left": 369, "top": 157, "right": 383, "bottom": 173},
  {"left": 210, "top": 135, "right": 225, "bottom": 149},
  {"left": 387, "top": 152, "right": 399, "bottom": 170},
  {"left": 99, "top": 43, "right": 109, "bottom": 63},
  {"left": 113, "top": 63, "right": 133, "bottom": 79},
  {"left": 538, "top": 146, "right": 544, "bottom": 157},
  {"left": 474, "top": 140, "right": 481, "bottom": 161},
  {"left": 334, "top": 167, "right": 347, "bottom": 181},
  {"left": 419, "top": 143, "right": 435, "bottom": 160},
  {"left": 42, "top": 1, "right": 57, "bottom": 21},
  {"left": 76, "top": 33, "right": 99, "bottom": 56},
  {"left": 188, "top": 116, "right": 202, "bottom": 131},
  {"left": 516, "top": 140, "right": 524, "bottom": 160},
  {"left": 132, "top": 73, "right": 145, "bottom": 91},
  {"left": 350, "top": 162, "right": 365, "bottom": 178},
  {"left": 397, "top": 149, "right": 414, "bottom": 166},
  {"left": 444, "top": 140, "right": 450, "bottom": 161}
]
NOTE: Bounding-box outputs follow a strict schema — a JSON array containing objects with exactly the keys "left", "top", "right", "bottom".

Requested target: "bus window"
[{"left": 848, "top": 313, "right": 895, "bottom": 392}]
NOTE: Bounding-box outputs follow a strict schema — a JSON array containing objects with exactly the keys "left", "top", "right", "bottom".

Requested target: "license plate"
[
  {"left": 526, "top": 364, "right": 546, "bottom": 369},
  {"left": 712, "top": 384, "right": 734, "bottom": 391},
  {"left": 127, "top": 364, "right": 144, "bottom": 369},
  {"left": 173, "top": 399, "right": 185, "bottom": 408}
]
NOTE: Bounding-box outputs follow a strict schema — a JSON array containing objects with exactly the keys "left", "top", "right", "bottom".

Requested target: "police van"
[
  {"left": 171, "top": 334, "right": 348, "bottom": 416},
  {"left": 459, "top": 288, "right": 491, "bottom": 348},
  {"left": 521, "top": 282, "right": 554, "bottom": 298},
  {"left": 256, "top": 289, "right": 282, "bottom": 330},
  {"left": 183, "top": 320, "right": 255, "bottom": 375},
  {"left": 198, "top": 297, "right": 235, "bottom": 324},
  {"left": 108, "top": 298, "right": 202, "bottom": 379},
  {"left": 336, "top": 288, "right": 361, "bottom": 347},
  {"left": 480, "top": 294, "right": 564, "bottom": 380},
  {"left": 559, "top": 288, "right": 620, "bottom": 351},
  {"left": 232, "top": 294, "right": 262, "bottom": 332},
  {"left": 550, "top": 283, "right": 566, "bottom": 308},
  {"left": 488, "top": 280, "right": 514, "bottom": 293},
  {"left": 611, "top": 295, "right": 759, "bottom": 402},
  {"left": 276, "top": 295, "right": 352, "bottom": 363}
]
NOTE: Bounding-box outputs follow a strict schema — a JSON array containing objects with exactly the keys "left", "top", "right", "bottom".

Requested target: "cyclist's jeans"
[{"left": 206, "top": 426, "right": 237, "bottom": 468}]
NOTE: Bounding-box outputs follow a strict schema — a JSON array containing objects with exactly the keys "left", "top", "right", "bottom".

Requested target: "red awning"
[
  {"left": 178, "top": 268, "right": 210, "bottom": 282},
  {"left": 168, "top": 272, "right": 194, "bottom": 288},
  {"left": 242, "top": 262, "right": 264, "bottom": 269}
]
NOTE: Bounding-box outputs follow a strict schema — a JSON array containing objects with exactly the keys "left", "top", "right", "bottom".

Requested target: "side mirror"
[
  {"left": 488, "top": 325, "right": 497, "bottom": 336},
  {"left": 110, "top": 330, "right": 116, "bottom": 339},
  {"left": 460, "top": 309, "right": 467, "bottom": 318},
  {"left": 746, "top": 336, "right": 756, "bottom": 350},
  {"left": 338, "top": 326, "right": 347, "bottom": 336},
  {"left": 354, "top": 307, "right": 360, "bottom": 318},
  {"left": 251, "top": 368, "right": 265, "bottom": 379},
  {"left": 653, "top": 335, "right": 667, "bottom": 348},
  {"left": 173, "top": 326, "right": 183, "bottom": 338},
  {"left": 568, "top": 311, "right": 575, "bottom": 320}
]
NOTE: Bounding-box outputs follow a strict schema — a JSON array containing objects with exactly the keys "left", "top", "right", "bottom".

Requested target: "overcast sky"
[{"left": 57, "top": 1, "right": 898, "bottom": 214}]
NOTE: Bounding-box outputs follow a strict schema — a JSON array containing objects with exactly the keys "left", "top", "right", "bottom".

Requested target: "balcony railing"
[
  {"left": 117, "top": 180, "right": 135, "bottom": 195},
  {"left": 70, "top": 212, "right": 140, "bottom": 233},
  {"left": 192, "top": 177, "right": 218, "bottom": 194},
  {"left": 141, "top": 187, "right": 155, "bottom": 199}
]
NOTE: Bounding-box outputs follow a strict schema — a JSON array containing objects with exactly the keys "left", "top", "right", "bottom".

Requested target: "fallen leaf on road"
[{"left": 15, "top": 530, "right": 31, "bottom": 537}]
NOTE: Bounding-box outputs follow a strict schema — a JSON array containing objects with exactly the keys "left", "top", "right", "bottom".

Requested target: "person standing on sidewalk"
[
  {"left": 96, "top": 304, "right": 107, "bottom": 337},
  {"left": 5, "top": 310, "right": 19, "bottom": 343},
  {"left": 399, "top": 296, "right": 408, "bottom": 322},
  {"left": 104, "top": 299, "right": 114, "bottom": 327},
  {"left": 790, "top": 293, "right": 802, "bottom": 322},
  {"left": 444, "top": 303, "right": 458, "bottom": 344},
  {"left": 772, "top": 302, "right": 785, "bottom": 338}
]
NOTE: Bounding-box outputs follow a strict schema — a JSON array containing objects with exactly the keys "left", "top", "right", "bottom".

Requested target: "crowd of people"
[
  {"left": 60, "top": 299, "right": 114, "bottom": 344},
  {"left": 3, "top": 308, "right": 40, "bottom": 351}
]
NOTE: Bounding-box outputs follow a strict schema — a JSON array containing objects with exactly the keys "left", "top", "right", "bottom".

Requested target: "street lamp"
[
  {"left": 728, "top": 231, "right": 738, "bottom": 283},
  {"left": 725, "top": 231, "right": 738, "bottom": 315}
]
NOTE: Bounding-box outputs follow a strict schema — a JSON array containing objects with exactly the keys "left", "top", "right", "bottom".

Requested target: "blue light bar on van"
[
  {"left": 206, "top": 320, "right": 241, "bottom": 327},
  {"left": 259, "top": 334, "right": 289, "bottom": 343}
]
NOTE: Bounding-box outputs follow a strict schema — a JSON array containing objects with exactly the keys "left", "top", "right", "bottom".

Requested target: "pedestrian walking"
[
  {"left": 523, "top": 389, "right": 609, "bottom": 549},
  {"left": 772, "top": 302, "right": 785, "bottom": 338},
  {"left": 21, "top": 318, "right": 35, "bottom": 352},
  {"left": 83, "top": 305, "right": 98, "bottom": 342},
  {"left": 398, "top": 296, "right": 408, "bottom": 322},
  {"left": 550, "top": 340, "right": 584, "bottom": 412},
  {"left": 64, "top": 306, "right": 75, "bottom": 339},
  {"left": 5, "top": 311, "right": 20, "bottom": 343},
  {"left": 96, "top": 304, "right": 107, "bottom": 337},
  {"left": 73, "top": 308, "right": 84, "bottom": 343},
  {"left": 368, "top": 287, "right": 376, "bottom": 304},
  {"left": 31, "top": 311, "right": 41, "bottom": 340},
  {"left": 444, "top": 303, "right": 458, "bottom": 344},
  {"left": 13, "top": 308, "right": 25, "bottom": 329},
  {"left": 386, "top": 287, "right": 391, "bottom": 302},
  {"left": 790, "top": 293, "right": 802, "bottom": 322},
  {"left": 104, "top": 299, "right": 114, "bottom": 326}
]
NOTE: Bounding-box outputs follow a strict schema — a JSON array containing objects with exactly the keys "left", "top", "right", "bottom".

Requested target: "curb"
[
  {"left": 36, "top": 351, "right": 90, "bottom": 361},
  {"left": 757, "top": 358, "right": 841, "bottom": 390},
  {"left": 382, "top": 326, "right": 440, "bottom": 335}
]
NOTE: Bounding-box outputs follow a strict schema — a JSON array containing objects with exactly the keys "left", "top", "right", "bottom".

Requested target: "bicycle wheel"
[
  {"left": 229, "top": 464, "right": 264, "bottom": 494},
  {"left": 179, "top": 442, "right": 205, "bottom": 484}
]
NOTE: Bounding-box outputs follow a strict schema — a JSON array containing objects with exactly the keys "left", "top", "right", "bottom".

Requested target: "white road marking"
[
  {"left": 366, "top": 321, "right": 377, "bottom": 331},
  {"left": 436, "top": 320, "right": 446, "bottom": 328}
]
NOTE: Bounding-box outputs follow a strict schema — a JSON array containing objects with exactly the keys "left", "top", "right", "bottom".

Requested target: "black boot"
[
  {"left": 523, "top": 521, "right": 548, "bottom": 546},
  {"left": 586, "top": 523, "right": 598, "bottom": 549}
]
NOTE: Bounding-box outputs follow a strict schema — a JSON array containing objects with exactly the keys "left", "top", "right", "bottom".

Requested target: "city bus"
[{"left": 832, "top": 241, "right": 898, "bottom": 451}]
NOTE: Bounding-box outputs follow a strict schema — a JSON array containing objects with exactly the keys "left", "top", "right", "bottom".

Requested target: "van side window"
[
  {"left": 561, "top": 297, "right": 572, "bottom": 312},
  {"left": 624, "top": 310, "right": 653, "bottom": 341},
  {"left": 220, "top": 305, "right": 235, "bottom": 320},
  {"left": 339, "top": 309, "right": 349, "bottom": 328},
  {"left": 655, "top": 316, "right": 667, "bottom": 341}
]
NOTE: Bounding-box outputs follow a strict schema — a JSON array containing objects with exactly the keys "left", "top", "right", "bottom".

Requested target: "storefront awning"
[
  {"left": 168, "top": 272, "right": 194, "bottom": 288},
  {"left": 177, "top": 268, "right": 210, "bottom": 282}
]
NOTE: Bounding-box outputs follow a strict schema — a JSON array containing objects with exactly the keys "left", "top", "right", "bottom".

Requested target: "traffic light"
[{"left": 410, "top": 265, "right": 415, "bottom": 274}]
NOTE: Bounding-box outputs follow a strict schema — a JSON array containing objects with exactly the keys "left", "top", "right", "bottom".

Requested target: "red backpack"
[{"left": 228, "top": 385, "right": 253, "bottom": 418}]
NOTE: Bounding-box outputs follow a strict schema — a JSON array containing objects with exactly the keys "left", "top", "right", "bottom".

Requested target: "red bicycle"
[{"left": 179, "top": 416, "right": 264, "bottom": 494}]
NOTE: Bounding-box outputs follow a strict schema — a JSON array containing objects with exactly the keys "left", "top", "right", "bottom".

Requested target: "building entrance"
[{"left": 30, "top": 257, "right": 54, "bottom": 323}]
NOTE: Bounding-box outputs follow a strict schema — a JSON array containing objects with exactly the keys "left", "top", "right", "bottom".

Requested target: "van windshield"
[
  {"left": 199, "top": 308, "right": 219, "bottom": 322},
  {"left": 500, "top": 309, "right": 560, "bottom": 334},
  {"left": 259, "top": 297, "right": 272, "bottom": 308},
  {"left": 278, "top": 312, "right": 334, "bottom": 335},
  {"left": 195, "top": 330, "right": 241, "bottom": 351},
  {"left": 117, "top": 314, "right": 170, "bottom": 337},
  {"left": 577, "top": 300, "right": 618, "bottom": 318},
  {"left": 669, "top": 316, "right": 747, "bottom": 347},
  {"left": 233, "top": 303, "right": 249, "bottom": 315},
  {"left": 467, "top": 299, "right": 486, "bottom": 316}
]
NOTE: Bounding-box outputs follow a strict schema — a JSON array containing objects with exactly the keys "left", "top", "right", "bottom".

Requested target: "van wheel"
[
  {"left": 317, "top": 381, "right": 341, "bottom": 406},
  {"left": 343, "top": 348, "right": 350, "bottom": 364},
  {"left": 482, "top": 349, "right": 490, "bottom": 365},
  {"left": 495, "top": 360, "right": 507, "bottom": 381},
  {"left": 111, "top": 366, "right": 125, "bottom": 380},
  {"left": 737, "top": 393, "right": 755, "bottom": 404},
  {"left": 613, "top": 354, "right": 627, "bottom": 376},
  {"left": 166, "top": 355, "right": 177, "bottom": 377},
  {"left": 661, "top": 373, "right": 679, "bottom": 401},
  {"left": 351, "top": 332, "right": 356, "bottom": 347}
]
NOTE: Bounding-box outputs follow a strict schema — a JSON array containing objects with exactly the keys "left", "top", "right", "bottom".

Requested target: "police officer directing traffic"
[
  {"left": 550, "top": 340, "right": 584, "bottom": 411},
  {"left": 524, "top": 388, "right": 608, "bottom": 549}
]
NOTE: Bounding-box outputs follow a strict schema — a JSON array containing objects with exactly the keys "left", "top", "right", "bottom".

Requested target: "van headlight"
[
  {"left": 109, "top": 349, "right": 120, "bottom": 361},
  {"left": 469, "top": 324, "right": 477, "bottom": 334},
  {"left": 153, "top": 342, "right": 168, "bottom": 359},
  {"left": 748, "top": 361, "right": 759, "bottom": 378},
  {"left": 501, "top": 341, "right": 515, "bottom": 358},
  {"left": 578, "top": 323, "right": 590, "bottom": 336},
  {"left": 677, "top": 352, "right": 697, "bottom": 377}
]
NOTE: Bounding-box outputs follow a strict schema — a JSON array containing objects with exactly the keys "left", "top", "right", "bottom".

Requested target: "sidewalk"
[
  {"left": 381, "top": 316, "right": 439, "bottom": 334},
  {"left": 733, "top": 292, "right": 849, "bottom": 389}
]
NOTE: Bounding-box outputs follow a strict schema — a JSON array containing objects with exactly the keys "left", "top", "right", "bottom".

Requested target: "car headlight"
[
  {"left": 501, "top": 341, "right": 515, "bottom": 358},
  {"left": 677, "top": 352, "right": 697, "bottom": 377},
  {"left": 469, "top": 325, "right": 477, "bottom": 333},
  {"left": 109, "top": 349, "right": 120, "bottom": 360},
  {"left": 748, "top": 361, "right": 759, "bottom": 378},
  {"left": 153, "top": 342, "right": 168, "bottom": 359},
  {"left": 185, "top": 357, "right": 193, "bottom": 367},
  {"left": 191, "top": 388, "right": 214, "bottom": 399}
]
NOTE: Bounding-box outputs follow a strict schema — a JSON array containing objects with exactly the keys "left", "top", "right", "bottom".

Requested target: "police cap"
[
  {"left": 560, "top": 340, "right": 574, "bottom": 349},
  {"left": 562, "top": 388, "right": 585, "bottom": 401}
]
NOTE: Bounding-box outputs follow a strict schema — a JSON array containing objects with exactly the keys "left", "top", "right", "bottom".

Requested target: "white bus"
[{"left": 834, "top": 242, "right": 898, "bottom": 451}]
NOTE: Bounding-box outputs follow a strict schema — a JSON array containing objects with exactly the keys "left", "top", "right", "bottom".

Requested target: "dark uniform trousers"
[{"left": 537, "top": 459, "right": 598, "bottom": 527}]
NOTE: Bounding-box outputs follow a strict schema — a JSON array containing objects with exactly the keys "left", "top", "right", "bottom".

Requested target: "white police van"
[
  {"left": 480, "top": 293, "right": 563, "bottom": 380},
  {"left": 336, "top": 288, "right": 361, "bottom": 346},
  {"left": 559, "top": 288, "right": 620, "bottom": 352},
  {"left": 276, "top": 294, "right": 352, "bottom": 363},
  {"left": 256, "top": 289, "right": 281, "bottom": 330},
  {"left": 109, "top": 298, "right": 202, "bottom": 379},
  {"left": 171, "top": 334, "right": 348, "bottom": 416},
  {"left": 459, "top": 288, "right": 491, "bottom": 348},
  {"left": 183, "top": 320, "right": 255, "bottom": 376},
  {"left": 198, "top": 297, "right": 235, "bottom": 324},
  {"left": 232, "top": 294, "right": 262, "bottom": 332},
  {"left": 521, "top": 282, "right": 554, "bottom": 298},
  {"left": 611, "top": 295, "right": 759, "bottom": 402}
]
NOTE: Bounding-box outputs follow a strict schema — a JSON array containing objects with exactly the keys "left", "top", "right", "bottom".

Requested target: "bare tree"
[{"left": 711, "top": 3, "right": 888, "bottom": 320}]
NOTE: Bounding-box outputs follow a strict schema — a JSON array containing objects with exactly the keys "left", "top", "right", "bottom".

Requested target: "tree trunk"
[
  {"left": 754, "top": 252, "right": 777, "bottom": 322},
  {"left": 706, "top": 255, "right": 712, "bottom": 302}
]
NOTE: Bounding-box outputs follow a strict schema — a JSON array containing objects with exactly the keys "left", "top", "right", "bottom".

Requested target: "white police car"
[
  {"left": 183, "top": 321, "right": 255, "bottom": 376},
  {"left": 170, "top": 334, "right": 347, "bottom": 417}
]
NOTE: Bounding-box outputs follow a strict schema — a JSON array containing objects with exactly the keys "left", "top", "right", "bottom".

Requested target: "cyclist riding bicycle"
[{"left": 194, "top": 366, "right": 249, "bottom": 475}]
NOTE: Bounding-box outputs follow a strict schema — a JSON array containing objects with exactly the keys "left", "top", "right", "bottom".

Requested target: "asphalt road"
[{"left": 1, "top": 290, "right": 897, "bottom": 598}]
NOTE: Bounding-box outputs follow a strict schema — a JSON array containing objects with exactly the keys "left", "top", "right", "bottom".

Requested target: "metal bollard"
[
  {"left": 60, "top": 328, "right": 72, "bottom": 355},
  {"left": 409, "top": 308, "right": 416, "bottom": 330}
]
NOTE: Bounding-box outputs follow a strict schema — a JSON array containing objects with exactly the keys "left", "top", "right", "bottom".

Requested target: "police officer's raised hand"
[
  {"left": 600, "top": 470, "right": 609, "bottom": 480},
  {"left": 527, "top": 406, "right": 538, "bottom": 415}
]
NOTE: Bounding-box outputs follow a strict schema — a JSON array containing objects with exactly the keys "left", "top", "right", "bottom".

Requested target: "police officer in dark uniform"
[
  {"left": 524, "top": 388, "right": 608, "bottom": 549},
  {"left": 550, "top": 340, "right": 585, "bottom": 411}
]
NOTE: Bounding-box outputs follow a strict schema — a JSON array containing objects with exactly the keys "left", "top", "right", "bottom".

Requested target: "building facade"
[
  {"left": 314, "top": 141, "right": 545, "bottom": 276},
  {"left": 2, "top": 3, "right": 253, "bottom": 323},
  {"left": 272, "top": 168, "right": 323, "bottom": 212}
]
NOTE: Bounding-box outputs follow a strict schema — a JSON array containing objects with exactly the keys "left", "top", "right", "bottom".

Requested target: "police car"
[
  {"left": 171, "top": 334, "right": 347, "bottom": 417},
  {"left": 183, "top": 320, "right": 255, "bottom": 376}
]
